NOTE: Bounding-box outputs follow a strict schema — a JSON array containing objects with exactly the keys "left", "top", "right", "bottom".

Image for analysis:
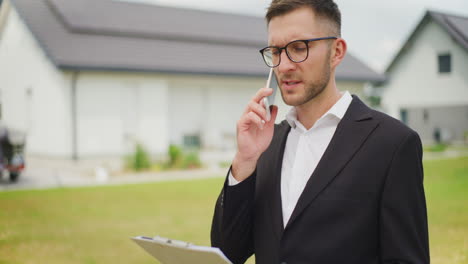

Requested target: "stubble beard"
[{"left": 279, "top": 48, "right": 332, "bottom": 107}]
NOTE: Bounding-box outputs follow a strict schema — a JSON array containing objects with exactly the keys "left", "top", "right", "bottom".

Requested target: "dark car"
[{"left": 0, "top": 124, "right": 25, "bottom": 182}]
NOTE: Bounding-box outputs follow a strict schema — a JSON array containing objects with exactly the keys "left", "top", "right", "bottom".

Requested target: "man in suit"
[{"left": 211, "top": 0, "right": 430, "bottom": 263}]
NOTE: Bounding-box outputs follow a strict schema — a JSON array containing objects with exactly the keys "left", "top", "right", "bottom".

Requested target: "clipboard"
[{"left": 131, "top": 236, "right": 232, "bottom": 264}]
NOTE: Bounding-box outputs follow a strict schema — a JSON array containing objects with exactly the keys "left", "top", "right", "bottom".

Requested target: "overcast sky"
[{"left": 122, "top": 0, "right": 468, "bottom": 73}]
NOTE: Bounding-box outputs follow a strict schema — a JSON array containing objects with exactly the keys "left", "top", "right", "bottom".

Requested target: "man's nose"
[{"left": 277, "top": 51, "right": 296, "bottom": 73}]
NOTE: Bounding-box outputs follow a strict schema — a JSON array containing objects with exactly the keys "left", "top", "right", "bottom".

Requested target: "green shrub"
[
  {"left": 127, "top": 143, "right": 151, "bottom": 171},
  {"left": 168, "top": 144, "right": 183, "bottom": 167},
  {"left": 368, "top": 95, "right": 381, "bottom": 107},
  {"left": 125, "top": 144, "right": 203, "bottom": 172},
  {"left": 182, "top": 152, "right": 202, "bottom": 169}
]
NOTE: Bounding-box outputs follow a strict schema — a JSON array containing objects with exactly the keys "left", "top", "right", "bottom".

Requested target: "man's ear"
[{"left": 331, "top": 38, "right": 347, "bottom": 68}]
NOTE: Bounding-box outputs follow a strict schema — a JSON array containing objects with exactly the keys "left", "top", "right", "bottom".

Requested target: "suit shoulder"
[
  {"left": 350, "top": 96, "right": 418, "bottom": 140},
  {"left": 370, "top": 108, "right": 420, "bottom": 141}
]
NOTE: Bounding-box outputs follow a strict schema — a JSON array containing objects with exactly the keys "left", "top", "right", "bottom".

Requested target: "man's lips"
[{"left": 281, "top": 80, "right": 302, "bottom": 90}]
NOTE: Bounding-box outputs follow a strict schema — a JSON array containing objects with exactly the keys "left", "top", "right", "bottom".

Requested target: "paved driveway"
[{"left": 0, "top": 158, "right": 226, "bottom": 191}]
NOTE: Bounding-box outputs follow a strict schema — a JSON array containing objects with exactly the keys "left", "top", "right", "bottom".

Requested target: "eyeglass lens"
[{"left": 263, "top": 40, "right": 308, "bottom": 67}]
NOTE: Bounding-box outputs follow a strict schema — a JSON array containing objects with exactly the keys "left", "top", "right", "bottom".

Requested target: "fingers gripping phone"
[{"left": 263, "top": 68, "right": 278, "bottom": 121}]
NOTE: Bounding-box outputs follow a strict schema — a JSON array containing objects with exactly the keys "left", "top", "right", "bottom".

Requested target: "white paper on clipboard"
[{"left": 131, "top": 236, "right": 233, "bottom": 264}]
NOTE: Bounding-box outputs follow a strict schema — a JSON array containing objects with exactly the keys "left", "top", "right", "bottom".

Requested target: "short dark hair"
[{"left": 266, "top": 0, "right": 341, "bottom": 37}]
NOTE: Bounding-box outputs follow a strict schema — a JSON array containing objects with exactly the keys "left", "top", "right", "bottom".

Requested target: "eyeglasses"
[{"left": 259, "top": 37, "right": 337, "bottom": 68}]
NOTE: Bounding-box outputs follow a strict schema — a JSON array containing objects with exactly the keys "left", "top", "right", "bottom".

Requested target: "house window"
[
  {"left": 183, "top": 134, "right": 201, "bottom": 149},
  {"left": 400, "top": 109, "right": 408, "bottom": 125},
  {"left": 438, "top": 53, "right": 451, "bottom": 73}
]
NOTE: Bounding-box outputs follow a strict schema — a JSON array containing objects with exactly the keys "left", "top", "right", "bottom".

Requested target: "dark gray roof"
[
  {"left": 386, "top": 10, "right": 468, "bottom": 73},
  {"left": 11, "top": 0, "right": 384, "bottom": 82},
  {"left": 430, "top": 10, "right": 468, "bottom": 50}
]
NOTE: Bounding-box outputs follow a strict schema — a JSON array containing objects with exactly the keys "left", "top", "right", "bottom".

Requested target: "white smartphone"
[{"left": 263, "top": 68, "right": 278, "bottom": 121}]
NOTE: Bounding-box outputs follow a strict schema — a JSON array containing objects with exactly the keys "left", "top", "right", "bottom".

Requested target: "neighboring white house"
[
  {"left": 0, "top": 0, "right": 384, "bottom": 163},
  {"left": 380, "top": 10, "right": 468, "bottom": 144}
]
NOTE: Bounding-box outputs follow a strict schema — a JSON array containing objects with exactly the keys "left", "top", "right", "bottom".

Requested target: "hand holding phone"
[{"left": 232, "top": 69, "right": 278, "bottom": 182}]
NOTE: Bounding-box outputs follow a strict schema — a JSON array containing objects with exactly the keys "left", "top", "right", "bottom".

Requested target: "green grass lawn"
[
  {"left": 0, "top": 178, "right": 224, "bottom": 264},
  {"left": 424, "top": 157, "right": 468, "bottom": 264},
  {"left": 0, "top": 156, "right": 467, "bottom": 264}
]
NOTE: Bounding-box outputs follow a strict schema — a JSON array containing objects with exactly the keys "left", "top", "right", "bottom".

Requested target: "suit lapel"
[
  {"left": 264, "top": 121, "right": 290, "bottom": 239},
  {"left": 285, "top": 96, "right": 379, "bottom": 229}
]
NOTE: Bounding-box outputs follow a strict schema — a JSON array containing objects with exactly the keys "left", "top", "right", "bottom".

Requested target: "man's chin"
[{"left": 282, "top": 96, "right": 305, "bottom": 107}]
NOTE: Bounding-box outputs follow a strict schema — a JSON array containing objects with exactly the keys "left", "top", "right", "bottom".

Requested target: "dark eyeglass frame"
[{"left": 259, "top": 36, "right": 338, "bottom": 68}]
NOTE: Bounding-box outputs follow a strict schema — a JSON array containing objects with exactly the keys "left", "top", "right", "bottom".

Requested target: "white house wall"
[
  {"left": 166, "top": 75, "right": 264, "bottom": 150},
  {"left": 0, "top": 7, "right": 73, "bottom": 157},
  {"left": 381, "top": 20, "right": 468, "bottom": 118},
  {"left": 76, "top": 72, "right": 169, "bottom": 158}
]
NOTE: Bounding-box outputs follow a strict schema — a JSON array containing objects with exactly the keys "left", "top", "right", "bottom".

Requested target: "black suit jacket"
[{"left": 211, "top": 96, "right": 429, "bottom": 264}]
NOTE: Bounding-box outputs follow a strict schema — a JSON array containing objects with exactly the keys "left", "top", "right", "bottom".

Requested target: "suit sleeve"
[
  {"left": 380, "top": 131, "right": 430, "bottom": 263},
  {"left": 211, "top": 168, "right": 256, "bottom": 264}
]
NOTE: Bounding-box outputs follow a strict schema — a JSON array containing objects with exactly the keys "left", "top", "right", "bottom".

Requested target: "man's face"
[{"left": 268, "top": 7, "right": 334, "bottom": 107}]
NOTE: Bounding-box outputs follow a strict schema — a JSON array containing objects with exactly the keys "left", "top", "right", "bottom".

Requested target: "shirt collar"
[{"left": 286, "top": 91, "right": 353, "bottom": 130}]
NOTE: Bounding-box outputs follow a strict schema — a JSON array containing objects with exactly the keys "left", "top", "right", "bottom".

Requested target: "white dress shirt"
[{"left": 229, "top": 91, "right": 353, "bottom": 227}]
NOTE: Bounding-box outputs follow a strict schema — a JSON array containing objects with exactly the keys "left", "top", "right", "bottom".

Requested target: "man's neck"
[{"left": 295, "top": 83, "right": 342, "bottom": 130}]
